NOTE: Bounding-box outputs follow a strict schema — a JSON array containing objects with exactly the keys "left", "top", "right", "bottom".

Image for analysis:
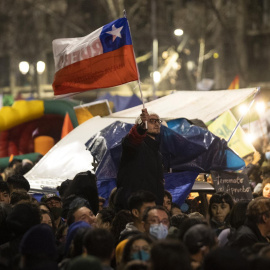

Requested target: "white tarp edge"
[{"left": 108, "top": 88, "right": 259, "bottom": 123}]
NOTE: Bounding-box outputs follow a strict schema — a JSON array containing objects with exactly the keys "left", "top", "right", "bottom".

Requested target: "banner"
[
  {"left": 208, "top": 110, "right": 255, "bottom": 158},
  {"left": 211, "top": 171, "right": 253, "bottom": 201},
  {"left": 52, "top": 17, "right": 138, "bottom": 96}
]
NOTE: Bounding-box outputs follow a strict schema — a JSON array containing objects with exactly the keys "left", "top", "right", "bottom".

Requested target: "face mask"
[
  {"left": 131, "top": 250, "right": 150, "bottom": 261},
  {"left": 265, "top": 152, "right": 270, "bottom": 161},
  {"left": 149, "top": 223, "right": 168, "bottom": 239},
  {"left": 50, "top": 207, "right": 63, "bottom": 220}
]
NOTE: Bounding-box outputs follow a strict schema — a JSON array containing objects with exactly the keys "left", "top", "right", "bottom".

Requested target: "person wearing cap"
[
  {"left": 183, "top": 224, "right": 218, "bottom": 270},
  {"left": 115, "top": 108, "right": 165, "bottom": 212},
  {"left": 41, "top": 193, "right": 64, "bottom": 229},
  {"left": 228, "top": 196, "right": 270, "bottom": 252}
]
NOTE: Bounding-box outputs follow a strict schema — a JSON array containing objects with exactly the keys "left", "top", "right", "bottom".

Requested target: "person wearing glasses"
[
  {"left": 115, "top": 108, "right": 165, "bottom": 212},
  {"left": 142, "top": 205, "right": 170, "bottom": 240}
]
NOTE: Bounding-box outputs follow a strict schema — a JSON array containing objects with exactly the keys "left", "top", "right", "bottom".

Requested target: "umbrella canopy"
[{"left": 85, "top": 120, "right": 245, "bottom": 204}]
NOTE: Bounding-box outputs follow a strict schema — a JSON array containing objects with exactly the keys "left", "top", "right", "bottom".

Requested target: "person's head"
[
  {"left": 150, "top": 239, "right": 191, "bottom": 270},
  {"left": 10, "top": 191, "right": 32, "bottom": 205},
  {"left": 65, "top": 221, "right": 91, "bottom": 256},
  {"left": 6, "top": 174, "right": 30, "bottom": 193},
  {"left": 203, "top": 247, "right": 249, "bottom": 270},
  {"left": 41, "top": 193, "right": 62, "bottom": 209},
  {"left": 262, "top": 178, "right": 270, "bottom": 198},
  {"left": 64, "top": 171, "right": 99, "bottom": 215},
  {"left": 39, "top": 202, "right": 50, "bottom": 212},
  {"left": 41, "top": 193, "right": 63, "bottom": 220},
  {"left": 128, "top": 190, "right": 156, "bottom": 222},
  {"left": 57, "top": 179, "right": 72, "bottom": 198},
  {"left": 121, "top": 234, "right": 153, "bottom": 265},
  {"left": 260, "top": 166, "right": 270, "bottom": 181},
  {"left": 229, "top": 200, "right": 249, "bottom": 230},
  {"left": 243, "top": 153, "right": 254, "bottom": 166},
  {"left": 19, "top": 223, "right": 57, "bottom": 269},
  {"left": 83, "top": 228, "right": 115, "bottom": 264},
  {"left": 41, "top": 209, "right": 54, "bottom": 227},
  {"left": 0, "top": 181, "right": 10, "bottom": 204},
  {"left": 183, "top": 224, "right": 217, "bottom": 256},
  {"left": 6, "top": 202, "right": 41, "bottom": 237},
  {"left": 171, "top": 202, "right": 182, "bottom": 216},
  {"left": 67, "top": 255, "right": 102, "bottom": 270},
  {"left": 246, "top": 197, "right": 270, "bottom": 236},
  {"left": 136, "top": 112, "right": 161, "bottom": 137},
  {"left": 142, "top": 205, "right": 170, "bottom": 239},
  {"left": 95, "top": 208, "right": 115, "bottom": 229},
  {"left": 170, "top": 213, "right": 189, "bottom": 230},
  {"left": 111, "top": 209, "right": 133, "bottom": 245},
  {"left": 163, "top": 190, "right": 172, "bottom": 212},
  {"left": 67, "top": 206, "right": 96, "bottom": 226},
  {"left": 209, "top": 192, "right": 234, "bottom": 223},
  {"left": 177, "top": 215, "right": 208, "bottom": 241}
]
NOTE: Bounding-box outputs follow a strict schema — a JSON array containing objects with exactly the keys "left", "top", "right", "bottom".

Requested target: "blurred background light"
[{"left": 19, "top": 61, "right": 30, "bottom": 75}]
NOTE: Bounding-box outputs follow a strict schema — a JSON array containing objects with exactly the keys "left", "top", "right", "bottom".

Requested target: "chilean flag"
[{"left": 52, "top": 18, "right": 139, "bottom": 96}]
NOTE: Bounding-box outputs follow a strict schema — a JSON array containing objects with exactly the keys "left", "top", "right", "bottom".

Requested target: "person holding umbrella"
[{"left": 115, "top": 108, "right": 165, "bottom": 212}]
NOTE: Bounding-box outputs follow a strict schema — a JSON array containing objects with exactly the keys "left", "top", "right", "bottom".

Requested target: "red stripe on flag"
[{"left": 53, "top": 45, "right": 138, "bottom": 95}]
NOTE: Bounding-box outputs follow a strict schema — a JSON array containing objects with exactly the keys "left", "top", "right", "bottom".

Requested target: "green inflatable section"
[
  {"left": 44, "top": 99, "right": 79, "bottom": 128},
  {"left": 0, "top": 153, "right": 42, "bottom": 170}
]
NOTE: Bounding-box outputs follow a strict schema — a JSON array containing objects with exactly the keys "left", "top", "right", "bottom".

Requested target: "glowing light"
[
  {"left": 255, "top": 101, "right": 266, "bottom": 115},
  {"left": 153, "top": 71, "right": 161, "bottom": 83},
  {"left": 187, "top": 61, "right": 195, "bottom": 71},
  {"left": 19, "top": 61, "right": 30, "bottom": 75},
  {"left": 36, "top": 61, "right": 46, "bottom": 74},
  {"left": 239, "top": 104, "right": 248, "bottom": 115},
  {"left": 245, "top": 133, "right": 255, "bottom": 143},
  {"left": 162, "top": 51, "right": 169, "bottom": 59},
  {"left": 213, "top": 53, "right": 219, "bottom": 59},
  {"left": 174, "top": 29, "right": 184, "bottom": 36}
]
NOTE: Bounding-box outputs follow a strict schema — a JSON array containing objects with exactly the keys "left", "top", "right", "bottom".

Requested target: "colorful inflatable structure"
[{"left": 0, "top": 99, "right": 79, "bottom": 168}]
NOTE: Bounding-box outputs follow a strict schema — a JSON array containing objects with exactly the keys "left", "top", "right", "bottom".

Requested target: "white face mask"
[
  {"left": 149, "top": 223, "right": 168, "bottom": 239},
  {"left": 265, "top": 152, "right": 270, "bottom": 161}
]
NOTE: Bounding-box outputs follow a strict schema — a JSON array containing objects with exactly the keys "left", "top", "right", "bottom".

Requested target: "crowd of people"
[{"left": 0, "top": 109, "right": 270, "bottom": 270}]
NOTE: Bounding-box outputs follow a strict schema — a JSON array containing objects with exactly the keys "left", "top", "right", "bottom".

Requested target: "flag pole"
[
  {"left": 124, "top": 10, "right": 145, "bottom": 108},
  {"left": 227, "top": 87, "right": 261, "bottom": 143},
  {"left": 124, "top": 10, "right": 147, "bottom": 128}
]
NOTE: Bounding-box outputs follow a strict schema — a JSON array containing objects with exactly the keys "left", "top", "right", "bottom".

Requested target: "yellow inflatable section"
[{"left": 0, "top": 100, "right": 44, "bottom": 131}]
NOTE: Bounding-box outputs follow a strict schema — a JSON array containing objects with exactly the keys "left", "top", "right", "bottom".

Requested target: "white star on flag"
[{"left": 106, "top": 25, "right": 123, "bottom": 42}]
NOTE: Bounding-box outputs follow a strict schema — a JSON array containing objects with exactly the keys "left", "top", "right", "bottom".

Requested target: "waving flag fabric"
[{"left": 52, "top": 18, "right": 138, "bottom": 96}]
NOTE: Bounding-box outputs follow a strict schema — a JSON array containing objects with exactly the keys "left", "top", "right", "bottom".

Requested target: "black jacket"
[
  {"left": 227, "top": 219, "right": 268, "bottom": 251},
  {"left": 115, "top": 124, "right": 164, "bottom": 211}
]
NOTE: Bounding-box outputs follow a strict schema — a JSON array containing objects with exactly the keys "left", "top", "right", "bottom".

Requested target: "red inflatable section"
[{"left": 0, "top": 114, "right": 64, "bottom": 157}]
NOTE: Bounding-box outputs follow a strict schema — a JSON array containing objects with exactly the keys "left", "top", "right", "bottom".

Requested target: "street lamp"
[
  {"left": 174, "top": 29, "right": 184, "bottom": 37},
  {"left": 18, "top": 61, "right": 30, "bottom": 75},
  {"left": 36, "top": 61, "right": 46, "bottom": 74},
  {"left": 18, "top": 61, "right": 46, "bottom": 98}
]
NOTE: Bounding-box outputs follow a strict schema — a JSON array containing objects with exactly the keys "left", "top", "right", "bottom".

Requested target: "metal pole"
[{"left": 151, "top": 0, "right": 158, "bottom": 100}]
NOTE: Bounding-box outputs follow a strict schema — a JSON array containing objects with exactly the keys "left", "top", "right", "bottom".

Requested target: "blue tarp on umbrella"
[{"left": 86, "top": 119, "right": 245, "bottom": 204}]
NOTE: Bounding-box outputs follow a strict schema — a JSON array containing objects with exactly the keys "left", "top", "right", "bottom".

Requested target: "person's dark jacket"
[
  {"left": 227, "top": 219, "right": 268, "bottom": 251},
  {"left": 115, "top": 124, "right": 164, "bottom": 211}
]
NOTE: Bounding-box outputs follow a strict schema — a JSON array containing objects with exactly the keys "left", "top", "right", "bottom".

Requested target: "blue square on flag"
[{"left": 100, "top": 18, "right": 132, "bottom": 53}]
